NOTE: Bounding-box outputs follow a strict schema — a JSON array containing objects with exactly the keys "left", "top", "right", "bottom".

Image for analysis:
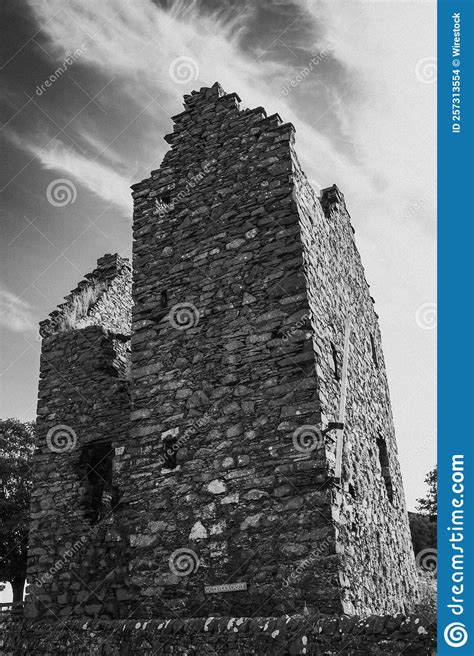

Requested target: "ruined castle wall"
[
  {"left": 24, "top": 84, "right": 420, "bottom": 626},
  {"left": 292, "top": 161, "right": 419, "bottom": 613},
  {"left": 122, "top": 83, "right": 340, "bottom": 618},
  {"left": 39, "top": 254, "right": 132, "bottom": 337},
  {"left": 0, "top": 614, "right": 436, "bottom": 655},
  {"left": 26, "top": 256, "right": 133, "bottom": 619}
]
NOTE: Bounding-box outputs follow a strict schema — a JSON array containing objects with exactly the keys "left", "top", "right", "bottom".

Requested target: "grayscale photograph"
[{"left": 0, "top": 1, "right": 437, "bottom": 654}]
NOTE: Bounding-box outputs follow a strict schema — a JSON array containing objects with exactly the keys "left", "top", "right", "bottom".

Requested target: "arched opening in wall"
[
  {"left": 160, "top": 290, "right": 168, "bottom": 308},
  {"left": 79, "top": 441, "right": 119, "bottom": 523},
  {"left": 376, "top": 436, "right": 394, "bottom": 503}
]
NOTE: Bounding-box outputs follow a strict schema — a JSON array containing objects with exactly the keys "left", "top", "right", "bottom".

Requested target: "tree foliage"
[
  {"left": 416, "top": 466, "right": 437, "bottom": 522},
  {"left": 409, "top": 512, "right": 437, "bottom": 555},
  {"left": 0, "top": 418, "right": 35, "bottom": 604}
]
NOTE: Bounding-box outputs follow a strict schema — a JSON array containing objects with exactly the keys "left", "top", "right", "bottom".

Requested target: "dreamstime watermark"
[
  {"left": 415, "top": 56, "right": 437, "bottom": 84},
  {"left": 158, "top": 413, "right": 211, "bottom": 468},
  {"left": 445, "top": 455, "right": 466, "bottom": 639},
  {"left": 46, "top": 179, "right": 77, "bottom": 207},
  {"left": 153, "top": 161, "right": 213, "bottom": 218},
  {"left": 307, "top": 178, "right": 324, "bottom": 195},
  {"left": 403, "top": 182, "right": 437, "bottom": 220},
  {"left": 168, "top": 548, "right": 200, "bottom": 576},
  {"left": 169, "top": 56, "right": 199, "bottom": 84},
  {"left": 36, "top": 44, "right": 89, "bottom": 96},
  {"left": 415, "top": 302, "right": 437, "bottom": 330},
  {"left": 283, "top": 537, "right": 333, "bottom": 587},
  {"left": 33, "top": 536, "right": 87, "bottom": 588},
  {"left": 282, "top": 312, "right": 311, "bottom": 341},
  {"left": 292, "top": 425, "right": 324, "bottom": 454},
  {"left": 408, "top": 433, "right": 435, "bottom": 460},
  {"left": 281, "top": 43, "right": 335, "bottom": 96},
  {"left": 46, "top": 424, "right": 77, "bottom": 453},
  {"left": 444, "top": 622, "right": 468, "bottom": 648},
  {"left": 416, "top": 548, "right": 437, "bottom": 572},
  {"left": 168, "top": 302, "right": 200, "bottom": 330}
]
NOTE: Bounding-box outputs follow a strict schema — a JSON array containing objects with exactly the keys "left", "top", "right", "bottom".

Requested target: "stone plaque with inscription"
[{"left": 204, "top": 582, "right": 248, "bottom": 594}]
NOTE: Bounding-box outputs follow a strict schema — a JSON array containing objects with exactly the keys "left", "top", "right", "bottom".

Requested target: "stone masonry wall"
[
  {"left": 293, "top": 169, "right": 420, "bottom": 614},
  {"left": 0, "top": 615, "right": 436, "bottom": 655},
  {"left": 118, "top": 82, "right": 418, "bottom": 620},
  {"left": 26, "top": 255, "right": 133, "bottom": 620},
  {"left": 24, "top": 83, "right": 420, "bottom": 628},
  {"left": 39, "top": 254, "right": 132, "bottom": 337},
  {"left": 123, "top": 82, "right": 339, "bottom": 618}
]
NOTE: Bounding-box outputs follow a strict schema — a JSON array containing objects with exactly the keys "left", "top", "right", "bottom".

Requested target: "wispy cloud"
[
  {"left": 25, "top": 0, "right": 435, "bottom": 235},
  {"left": 5, "top": 130, "right": 132, "bottom": 214},
  {"left": 300, "top": 0, "right": 436, "bottom": 218},
  {"left": 24, "top": 0, "right": 371, "bottom": 205},
  {"left": 0, "top": 288, "right": 35, "bottom": 332}
]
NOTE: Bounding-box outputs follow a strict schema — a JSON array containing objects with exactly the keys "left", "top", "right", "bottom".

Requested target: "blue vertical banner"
[{"left": 438, "top": 1, "right": 474, "bottom": 654}]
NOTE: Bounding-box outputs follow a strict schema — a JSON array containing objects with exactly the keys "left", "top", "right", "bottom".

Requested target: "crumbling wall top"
[{"left": 39, "top": 253, "right": 132, "bottom": 337}]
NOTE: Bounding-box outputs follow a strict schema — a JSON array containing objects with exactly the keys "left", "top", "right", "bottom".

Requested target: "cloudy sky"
[{"left": 0, "top": 0, "right": 436, "bottom": 513}]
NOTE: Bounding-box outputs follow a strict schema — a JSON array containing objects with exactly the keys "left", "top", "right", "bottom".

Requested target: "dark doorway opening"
[{"left": 80, "top": 441, "right": 119, "bottom": 523}]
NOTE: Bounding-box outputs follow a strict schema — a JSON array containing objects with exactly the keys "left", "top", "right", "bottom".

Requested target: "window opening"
[
  {"left": 331, "top": 342, "right": 340, "bottom": 380},
  {"left": 376, "top": 436, "right": 394, "bottom": 502},
  {"left": 80, "top": 441, "right": 118, "bottom": 523},
  {"left": 370, "top": 334, "right": 378, "bottom": 367}
]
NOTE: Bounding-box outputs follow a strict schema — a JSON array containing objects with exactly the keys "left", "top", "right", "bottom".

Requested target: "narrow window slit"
[
  {"left": 331, "top": 342, "right": 340, "bottom": 380},
  {"left": 370, "top": 334, "right": 378, "bottom": 367},
  {"left": 376, "top": 436, "right": 393, "bottom": 503}
]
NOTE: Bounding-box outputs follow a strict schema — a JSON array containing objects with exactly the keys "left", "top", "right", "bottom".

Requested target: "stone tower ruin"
[{"left": 26, "top": 83, "right": 419, "bottom": 622}]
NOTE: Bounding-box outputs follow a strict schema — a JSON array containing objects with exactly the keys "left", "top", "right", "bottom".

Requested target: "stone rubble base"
[{"left": 0, "top": 614, "right": 436, "bottom": 655}]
